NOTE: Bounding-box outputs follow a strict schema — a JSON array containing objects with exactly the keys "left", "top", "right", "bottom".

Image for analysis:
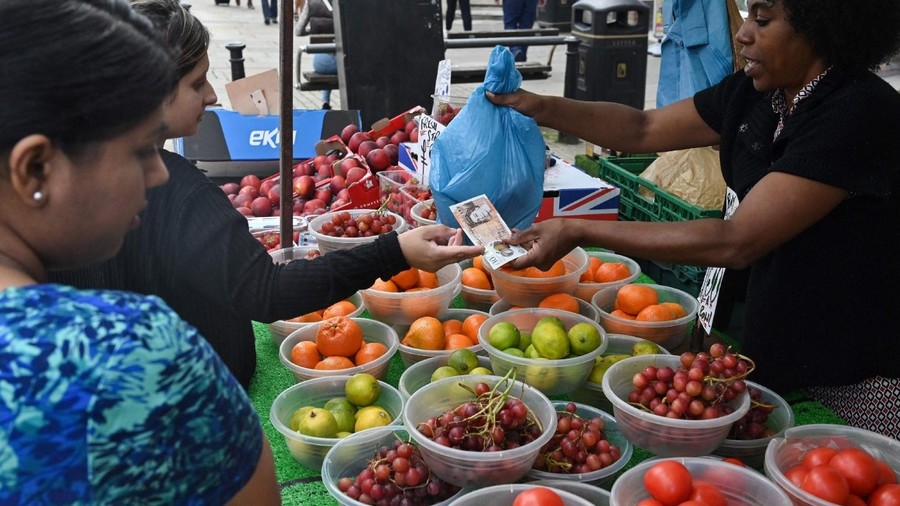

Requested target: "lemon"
[
  {"left": 289, "top": 405, "right": 314, "bottom": 431},
  {"left": 448, "top": 348, "right": 479, "bottom": 374},
  {"left": 355, "top": 406, "right": 392, "bottom": 432},
  {"left": 431, "top": 365, "right": 460, "bottom": 383},
  {"left": 297, "top": 408, "right": 339, "bottom": 438},
  {"left": 567, "top": 322, "right": 602, "bottom": 356},
  {"left": 469, "top": 366, "right": 493, "bottom": 375},
  {"left": 632, "top": 340, "right": 662, "bottom": 356},
  {"left": 503, "top": 347, "right": 526, "bottom": 358},
  {"left": 345, "top": 373, "right": 380, "bottom": 407},
  {"left": 531, "top": 320, "right": 570, "bottom": 359}
]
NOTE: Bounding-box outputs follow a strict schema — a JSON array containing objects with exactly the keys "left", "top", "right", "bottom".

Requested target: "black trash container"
[
  {"left": 571, "top": 0, "right": 649, "bottom": 108},
  {"left": 537, "top": 0, "right": 574, "bottom": 32}
]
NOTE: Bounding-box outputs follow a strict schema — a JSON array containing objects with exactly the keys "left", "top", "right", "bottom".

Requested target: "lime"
[
  {"left": 345, "top": 373, "right": 381, "bottom": 407},
  {"left": 297, "top": 408, "right": 339, "bottom": 438},
  {"left": 431, "top": 365, "right": 460, "bottom": 383},
  {"left": 448, "top": 348, "right": 479, "bottom": 374},
  {"left": 336, "top": 431, "right": 353, "bottom": 438},
  {"left": 535, "top": 315, "right": 566, "bottom": 330},
  {"left": 518, "top": 330, "right": 532, "bottom": 352},
  {"left": 487, "top": 321, "right": 520, "bottom": 350},
  {"left": 587, "top": 361, "right": 613, "bottom": 384},
  {"left": 355, "top": 406, "right": 392, "bottom": 432},
  {"left": 531, "top": 320, "right": 570, "bottom": 359},
  {"left": 567, "top": 322, "right": 602, "bottom": 356},
  {"left": 503, "top": 347, "right": 526, "bottom": 358},
  {"left": 329, "top": 408, "right": 356, "bottom": 433},
  {"left": 524, "top": 344, "right": 542, "bottom": 359},
  {"left": 632, "top": 340, "right": 662, "bottom": 356},
  {"left": 469, "top": 366, "right": 493, "bottom": 375},
  {"left": 289, "top": 405, "right": 314, "bottom": 431},
  {"left": 324, "top": 397, "right": 357, "bottom": 415}
]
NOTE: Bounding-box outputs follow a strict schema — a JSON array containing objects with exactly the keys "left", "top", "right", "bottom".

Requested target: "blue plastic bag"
[{"left": 430, "top": 45, "right": 546, "bottom": 233}]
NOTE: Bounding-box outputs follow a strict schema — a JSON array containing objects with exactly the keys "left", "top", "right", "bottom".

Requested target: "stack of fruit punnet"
[{"left": 360, "top": 264, "right": 462, "bottom": 327}]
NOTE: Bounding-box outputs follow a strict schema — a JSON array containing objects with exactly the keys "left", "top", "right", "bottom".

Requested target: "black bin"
[
  {"left": 537, "top": 0, "right": 574, "bottom": 32},
  {"left": 571, "top": 0, "right": 649, "bottom": 108}
]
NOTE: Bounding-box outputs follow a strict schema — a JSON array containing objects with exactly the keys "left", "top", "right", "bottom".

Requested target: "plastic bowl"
[
  {"left": 574, "top": 250, "right": 641, "bottom": 302},
  {"left": 447, "top": 484, "right": 593, "bottom": 506},
  {"left": 278, "top": 317, "right": 399, "bottom": 382},
  {"left": 713, "top": 380, "right": 795, "bottom": 469},
  {"left": 410, "top": 199, "right": 437, "bottom": 227},
  {"left": 322, "top": 426, "right": 466, "bottom": 506},
  {"left": 601, "top": 354, "right": 750, "bottom": 457},
  {"left": 403, "top": 374, "right": 557, "bottom": 488},
  {"left": 247, "top": 215, "right": 307, "bottom": 234},
  {"left": 610, "top": 456, "right": 792, "bottom": 506},
  {"left": 485, "top": 247, "right": 589, "bottom": 307},
  {"left": 764, "top": 424, "right": 900, "bottom": 506},
  {"left": 360, "top": 263, "right": 461, "bottom": 326},
  {"left": 269, "top": 376, "right": 404, "bottom": 471},
  {"left": 393, "top": 308, "right": 488, "bottom": 368},
  {"left": 308, "top": 209, "right": 408, "bottom": 255},
  {"left": 397, "top": 354, "right": 494, "bottom": 400},
  {"left": 568, "top": 334, "right": 671, "bottom": 413},
  {"left": 529, "top": 480, "right": 611, "bottom": 506},
  {"left": 458, "top": 258, "right": 500, "bottom": 312},
  {"left": 268, "top": 292, "right": 366, "bottom": 347},
  {"left": 489, "top": 297, "right": 599, "bottom": 323},
  {"left": 476, "top": 308, "right": 608, "bottom": 396},
  {"left": 526, "top": 401, "right": 632, "bottom": 486},
  {"left": 591, "top": 283, "right": 699, "bottom": 350}
]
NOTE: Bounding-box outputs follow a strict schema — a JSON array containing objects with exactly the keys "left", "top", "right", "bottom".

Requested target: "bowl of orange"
[
  {"left": 458, "top": 257, "right": 500, "bottom": 312},
  {"left": 484, "top": 247, "right": 589, "bottom": 307},
  {"left": 279, "top": 316, "right": 399, "bottom": 382},
  {"left": 591, "top": 283, "right": 698, "bottom": 351},
  {"left": 268, "top": 294, "right": 366, "bottom": 347},
  {"left": 489, "top": 293, "right": 599, "bottom": 322},
  {"left": 360, "top": 264, "right": 462, "bottom": 327},
  {"left": 574, "top": 251, "right": 641, "bottom": 302},
  {"left": 395, "top": 309, "right": 489, "bottom": 368}
]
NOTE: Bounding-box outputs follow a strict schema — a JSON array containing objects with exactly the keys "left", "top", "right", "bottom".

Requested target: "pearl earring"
[{"left": 33, "top": 191, "right": 43, "bottom": 201}]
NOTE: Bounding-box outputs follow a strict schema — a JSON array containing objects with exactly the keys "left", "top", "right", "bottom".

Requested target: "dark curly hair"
[{"left": 782, "top": 0, "right": 900, "bottom": 72}]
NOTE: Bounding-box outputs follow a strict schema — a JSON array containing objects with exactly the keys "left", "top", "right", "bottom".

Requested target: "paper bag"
[{"left": 638, "top": 148, "right": 726, "bottom": 210}]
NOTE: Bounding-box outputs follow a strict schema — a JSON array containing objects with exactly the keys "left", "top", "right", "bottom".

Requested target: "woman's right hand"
[{"left": 397, "top": 225, "right": 484, "bottom": 273}]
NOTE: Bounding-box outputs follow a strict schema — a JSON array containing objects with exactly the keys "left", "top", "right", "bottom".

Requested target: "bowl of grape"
[
  {"left": 713, "top": 379, "right": 794, "bottom": 468},
  {"left": 308, "top": 209, "right": 408, "bottom": 254},
  {"left": 600, "top": 344, "right": 751, "bottom": 457},
  {"left": 402, "top": 370, "right": 557, "bottom": 488}
]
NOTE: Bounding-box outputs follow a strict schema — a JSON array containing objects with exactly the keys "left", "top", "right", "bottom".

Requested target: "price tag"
[
  {"left": 697, "top": 188, "right": 740, "bottom": 333},
  {"left": 414, "top": 114, "right": 445, "bottom": 187}
]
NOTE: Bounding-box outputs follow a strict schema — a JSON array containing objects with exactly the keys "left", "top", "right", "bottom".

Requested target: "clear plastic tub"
[
  {"left": 713, "top": 380, "right": 795, "bottom": 469},
  {"left": 529, "top": 480, "right": 611, "bottom": 506},
  {"left": 278, "top": 317, "right": 399, "bottom": 382},
  {"left": 458, "top": 258, "right": 500, "bottom": 312},
  {"left": 431, "top": 94, "right": 468, "bottom": 126},
  {"left": 269, "top": 376, "right": 404, "bottom": 471},
  {"left": 601, "top": 354, "right": 750, "bottom": 457},
  {"left": 393, "top": 307, "right": 488, "bottom": 368},
  {"left": 308, "top": 209, "right": 408, "bottom": 255},
  {"left": 268, "top": 291, "right": 366, "bottom": 347},
  {"left": 485, "top": 247, "right": 589, "bottom": 307},
  {"left": 591, "top": 283, "right": 698, "bottom": 350},
  {"left": 568, "top": 334, "right": 671, "bottom": 413},
  {"left": 476, "top": 308, "right": 608, "bottom": 396},
  {"left": 410, "top": 199, "right": 437, "bottom": 228},
  {"left": 359, "top": 263, "right": 461, "bottom": 327},
  {"left": 378, "top": 170, "right": 417, "bottom": 219},
  {"left": 402, "top": 374, "right": 557, "bottom": 488},
  {"left": 610, "top": 457, "right": 792, "bottom": 506},
  {"left": 447, "top": 484, "right": 593, "bottom": 506},
  {"left": 526, "top": 401, "right": 632, "bottom": 486},
  {"left": 398, "top": 353, "right": 494, "bottom": 400},
  {"left": 764, "top": 424, "right": 900, "bottom": 506},
  {"left": 573, "top": 250, "right": 641, "bottom": 302},
  {"left": 489, "top": 297, "right": 599, "bottom": 323}
]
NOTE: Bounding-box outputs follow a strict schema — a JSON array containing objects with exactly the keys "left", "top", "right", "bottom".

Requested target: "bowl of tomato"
[
  {"left": 764, "top": 424, "right": 900, "bottom": 506},
  {"left": 447, "top": 483, "right": 593, "bottom": 506}
]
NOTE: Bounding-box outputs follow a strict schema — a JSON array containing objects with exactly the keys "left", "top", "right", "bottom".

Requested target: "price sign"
[
  {"left": 697, "top": 187, "right": 740, "bottom": 333},
  {"left": 414, "top": 114, "right": 445, "bottom": 187}
]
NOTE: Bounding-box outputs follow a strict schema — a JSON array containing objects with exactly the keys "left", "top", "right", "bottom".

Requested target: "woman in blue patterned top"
[{"left": 0, "top": 1, "right": 280, "bottom": 503}]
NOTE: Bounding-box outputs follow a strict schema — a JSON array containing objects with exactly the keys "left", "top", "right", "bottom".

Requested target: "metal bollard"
[{"left": 225, "top": 41, "right": 247, "bottom": 81}]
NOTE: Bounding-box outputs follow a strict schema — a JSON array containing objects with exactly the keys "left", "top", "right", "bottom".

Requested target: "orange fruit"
[
  {"left": 661, "top": 302, "right": 688, "bottom": 319},
  {"left": 461, "top": 267, "right": 492, "bottom": 290},
  {"left": 314, "top": 356, "right": 355, "bottom": 370},
  {"left": 287, "top": 311, "right": 323, "bottom": 323},
  {"left": 402, "top": 316, "right": 446, "bottom": 350},
  {"left": 594, "top": 262, "right": 631, "bottom": 283},
  {"left": 472, "top": 255, "right": 487, "bottom": 273},
  {"left": 614, "top": 284, "right": 659, "bottom": 316},
  {"left": 315, "top": 316, "right": 364, "bottom": 357},
  {"left": 504, "top": 260, "right": 567, "bottom": 279},
  {"left": 290, "top": 341, "right": 321, "bottom": 369},
  {"left": 442, "top": 319, "right": 465, "bottom": 337},
  {"left": 355, "top": 342, "right": 388, "bottom": 365},
  {"left": 635, "top": 304, "right": 675, "bottom": 322},
  {"left": 370, "top": 278, "right": 399, "bottom": 292},
  {"left": 322, "top": 300, "right": 357, "bottom": 319},
  {"left": 445, "top": 333, "right": 476, "bottom": 350},
  {"left": 610, "top": 309, "right": 636, "bottom": 320},
  {"left": 416, "top": 270, "right": 439, "bottom": 289},
  {"left": 461, "top": 313, "right": 488, "bottom": 341},
  {"left": 538, "top": 293, "right": 580, "bottom": 313},
  {"left": 580, "top": 257, "right": 604, "bottom": 282},
  {"left": 391, "top": 267, "right": 420, "bottom": 291}
]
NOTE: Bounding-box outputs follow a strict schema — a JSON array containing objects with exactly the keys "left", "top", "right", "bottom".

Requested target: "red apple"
[
  {"left": 383, "top": 144, "right": 399, "bottom": 165},
  {"left": 294, "top": 161, "right": 314, "bottom": 177},
  {"left": 302, "top": 199, "right": 326, "bottom": 214},
  {"left": 390, "top": 131, "right": 409, "bottom": 145},
  {"left": 329, "top": 175, "right": 346, "bottom": 193},
  {"left": 221, "top": 182, "right": 240, "bottom": 195},
  {"left": 233, "top": 193, "right": 254, "bottom": 209},
  {"left": 293, "top": 175, "right": 316, "bottom": 198},
  {"left": 293, "top": 198, "right": 305, "bottom": 215},
  {"left": 250, "top": 196, "right": 273, "bottom": 217},
  {"left": 313, "top": 154, "right": 329, "bottom": 167},
  {"left": 236, "top": 206, "right": 252, "bottom": 216},
  {"left": 337, "top": 189, "right": 350, "bottom": 202},
  {"left": 240, "top": 174, "right": 261, "bottom": 190},
  {"left": 345, "top": 167, "right": 368, "bottom": 185},
  {"left": 227, "top": 193, "right": 237, "bottom": 204},
  {"left": 405, "top": 119, "right": 417, "bottom": 135},
  {"left": 259, "top": 179, "right": 276, "bottom": 197},
  {"left": 267, "top": 184, "right": 281, "bottom": 206},
  {"left": 375, "top": 136, "right": 391, "bottom": 148},
  {"left": 409, "top": 128, "right": 419, "bottom": 143},
  {"left": 341, "top": 123, "right": 360, "bottom": 144},
  {"left": 356, "top": 140, "right": 378, "bottom": 159},
  {"left": 238, "top": 185, "right": 260, "bottom": 199},
  {"left": 326, "top": 153, "right": 340, "bottom": 165},
  {"left": 315, "top": 188, "right": 333, "bottom": 203},
  {"left": 316, "top": 163, "right": 334, "bottom": 179},
  {"left": 366, "top": 148, "right": 391, "bottom": 172},
  {"left": 348, "top": 131, "right": 373, "bottom": 153}
]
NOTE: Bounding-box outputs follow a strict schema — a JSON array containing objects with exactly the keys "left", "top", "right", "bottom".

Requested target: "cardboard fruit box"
[{"left": 537, "top": 158, "right": 621, "bottom": 223}]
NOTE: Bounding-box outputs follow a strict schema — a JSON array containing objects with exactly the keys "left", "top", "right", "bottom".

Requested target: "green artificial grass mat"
[{"left": 248, "top": 276, "right": 845, "bottom": 504}]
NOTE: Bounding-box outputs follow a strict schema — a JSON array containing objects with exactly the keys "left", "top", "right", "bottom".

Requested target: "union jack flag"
[{"left": 536, "top": 186, "right": 620, "bottom": 222}]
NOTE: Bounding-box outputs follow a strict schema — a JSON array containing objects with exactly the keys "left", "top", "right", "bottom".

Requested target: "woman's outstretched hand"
[{"left": 398, "top": 225, "right": 484, "bottom": 273}]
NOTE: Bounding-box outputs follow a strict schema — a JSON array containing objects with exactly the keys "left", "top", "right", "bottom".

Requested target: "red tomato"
[
  {"left": 689, "top": 481, "right": 726, "bottom": 506},
  {"left": 722, "top": 457, "right": 746, "bottom": 467},
  {"left": 877, "top": 460, "right": 898, "bottom": 485},
  {"left": 644, "top": 461, "right": 694, "bottom": 506},
  {"left": 844, "top": 494, "right": 867, "bottom": 506},
  {"left": 512, "top": 487, "right": 565, "bottom": 506},
  {"left": 785, "top": 465, "right": 810, "bottom": 488},
  {"left": 828, "top": 448, "right": 879, "bottom": 497},
  {"left": 636, "top": 500, "right": 665, "bottom": 506},
  {"left": 801, "top": 465, "right": 850, "bottom": 505},
  {"left": 802, "top": 447, "right": 839, "bottom": 470},
  {"left": 869, "top": 484, "right": 900, "bottom": 506},
  {"left": 675, "top": 502, "right": 708, "bottom": 506}
]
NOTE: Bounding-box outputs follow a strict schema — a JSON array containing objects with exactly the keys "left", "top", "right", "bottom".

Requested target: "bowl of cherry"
[{"left": 308, "top": 209, "right": 408, "bottom": 254}]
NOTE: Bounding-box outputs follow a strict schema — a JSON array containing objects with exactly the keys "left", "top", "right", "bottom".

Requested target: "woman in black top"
[
  {"left": 51, "top": 0, "right": 483, "bottom": 389},
  {"left": 488, "top": 0, "right": 900, "bottom": 437}
]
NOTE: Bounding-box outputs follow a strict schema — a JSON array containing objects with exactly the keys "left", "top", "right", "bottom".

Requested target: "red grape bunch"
[
  {"left": 627, "top": 343, "right": 756, "bottom": 420},
  {"left": 728, "top": 385, "right": 777, "bottom": 440},
  {"left": 533, "top": 402, "right": 623, "bottom": 474},
  {"left": 415, "top": 371, "right": 543, "bottom": 452},
  {"left": 337, "top": 439, "right": 461, "bottom": 506},
  {"left": 319, "top": 211, "right": 397, "bottom": 238}
]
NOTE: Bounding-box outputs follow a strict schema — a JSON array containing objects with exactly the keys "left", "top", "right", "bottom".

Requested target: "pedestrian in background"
[
  {"left": 236, "top": 0, "right": 255, "bottom": 9},
  {"left": 262, "top": 0, "right": 277, "bottom": 24},
  {"left": 446, "top": 0, "right": 473, "bottom": 31},
  {"left": 297, "top": 0, "right": 337, "bottom": 109},
  {"left": 495, "top": 0, "right": 537, "bottom": 61}
]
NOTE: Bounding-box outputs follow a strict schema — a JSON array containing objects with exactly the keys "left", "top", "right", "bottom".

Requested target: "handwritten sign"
[
  {"left": 414, "top": 114, "right": 445, "bottom": 187},
  {"left": 434, "top": 59, "right": 452, "bottom": 97},
  {"left": 697, "top": 188, "right": 740, "bottom": 333}
]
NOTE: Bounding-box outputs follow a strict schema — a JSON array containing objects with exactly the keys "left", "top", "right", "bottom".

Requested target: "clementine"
[
  {"left": 316, "top": 316, "right": 364, "bottom": 357},
  {"left": 444, "top": 333, "right": 476, "bottom": 350},
  {"left": 461, "top": 267, "right": 492, "bottom": 290},
  {"left": 322, "top": 300, "right": 357, "bottom": 319},
  {"left": 402, "top": 316, "right": 445, "bottom": 350},
  {"left": 507, "top": 260, "right": 567, "bottom": 279},
  {"left": 416, "top": 270, "right": 439, "bottom": 289},
  {"left": 635, "top": 304, "right": 675, "bottom": 322},
  {"left": 390, "top": 267, "right": 420, "bottom": 291},
  {"left": 355, "top": 342, "right": 388, "bottom": 365},
  {"left": 370, "top": 278, "right": 399, "bottom": 292},
  {"left": 442, "top": 318, "right": 465, "bottom": 337},
  {"left": 287, "top": 311, "right": 323, "bottom": 323},
  {"left": 615, "top": 284, "right": 659, "bottom": 316},
  {"left": 661, "top": 302, "right": 688, "bottom": 319},
  {"left": 610, "top": 309, "right": 637, "bottom": 320},
  {"left": 538, "top": 293, "right": 580, "bottom": 313},
  {"left": 461, "top": 313, "right": 488, "bottom": 341},
  {"left": 594, "top": 262, "right": 631, "bottom": 283},
  {"left": 581, "top": 257, "right": 604, "bottom": 282},
  {"left": 290, "top": 340, "right": 321, "bottom": 369},
  {"left": 314, "top": 356, "right": 355, "bottom": 370},
  {"left": 472, "top": 255, "right": 487, "bottom": 273}
]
